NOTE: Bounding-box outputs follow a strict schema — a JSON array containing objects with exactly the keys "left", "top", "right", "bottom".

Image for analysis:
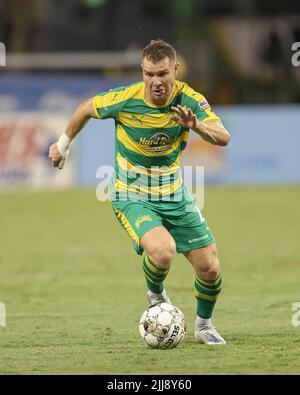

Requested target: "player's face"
[{"left": 142, "top": 57, "right": 179, "bottom": 105}]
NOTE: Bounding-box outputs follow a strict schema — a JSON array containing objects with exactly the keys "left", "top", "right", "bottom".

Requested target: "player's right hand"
[{"left": 48, "top": 143, "right": 63, "bottom": 167}]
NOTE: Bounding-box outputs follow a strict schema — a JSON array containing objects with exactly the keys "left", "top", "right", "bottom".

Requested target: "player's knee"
[
  {"left": 148, "top": 241, "right": 176, "bottom": 269},
  {"left": 206, "top": 260, "right": 220, "bottom": 280},
  {"left": 197, "top": 254, "right": 220, "bottom": 281},
  {"left": 158, "top": 246, "right": 176, "bottom": 268},
  {"left": 206, "top": 263, "right": 220, "bottom": 280}
]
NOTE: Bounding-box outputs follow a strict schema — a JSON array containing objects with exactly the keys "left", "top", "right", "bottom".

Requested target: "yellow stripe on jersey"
[
  {"left": 181, "top": 83, "right": 206, "bottom": 103},
  {"left": 116, "top": 152, "right": 181, "bottom": 177},
  {"left": 115, "top": 175, "right": 183, "bottom": 196},
  {"left": 93, "top": 95, "right": 106, "bottom": 118},
  {"left": 94, "top": 80, "right": 218, "bottom": 120},
  {"left": 93, "top": 96, "right": 101, "bottom": 119},
  {"left": 113, "top": 208, "right": 140, "bottom": 246},
  {"left": 200, "top": 110, "right": 220, "bottom": 122},
  {"left": 93, "top": 81, "right": 185, "bottom": 118},
  {"left": 117, "top": 125, "right": 189, "bottom": 157},
  {"left": 119, "top": 111, "right": 178, "bottom": 129},
  {"left": 181, "top": 83, "right": 220, "bottom": 122},
  {"left": 109, "top": 82, "right": 144, "bottom": 103},
  {"left": 93, "top": 82, "right": 144, "bottom": 118}
]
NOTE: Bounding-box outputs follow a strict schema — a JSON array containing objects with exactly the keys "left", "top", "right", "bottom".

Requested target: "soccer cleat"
[
  {"left": 147, "top": 289, "right": 171, "bottom": 306},
  {"left": 195, "top": 325, "right": 226, "bottom": 345}
]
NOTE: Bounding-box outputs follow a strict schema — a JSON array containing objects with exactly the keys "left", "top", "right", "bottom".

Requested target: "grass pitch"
[{"left": 0, "top": 186, "right": 299, "bottom": 374}]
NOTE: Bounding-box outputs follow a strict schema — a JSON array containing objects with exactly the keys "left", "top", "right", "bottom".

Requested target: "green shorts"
[{"left": 111, "top": 186, "right": 215, "bottom": 255}]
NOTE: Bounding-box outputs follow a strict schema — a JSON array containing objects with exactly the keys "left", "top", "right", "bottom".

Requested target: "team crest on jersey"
[
  {"left": 139, "top": 133, "right": 175, "bottom": 153},
  {"left": 198, "top": 99, "right": 210, "bottom": 111},
  {"left": 135, "top": 215, "right": 152, "bottom": 229}
]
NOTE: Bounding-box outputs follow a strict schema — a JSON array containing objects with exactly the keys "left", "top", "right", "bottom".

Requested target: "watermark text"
[
  {"left": 0, "top": 303, "right": 6, "bottom": 326},
  {"left": 291, "top": 302, "right": 300, "bottom": 327},
  {"left": 0, "top": 42, "right": 6, "bottom": 67},
  {"left": 95, "top": 164, "right": 205, "bottom": 211},
  {"left": 291, "top": 42, "right": 300, "bottom": 67}
]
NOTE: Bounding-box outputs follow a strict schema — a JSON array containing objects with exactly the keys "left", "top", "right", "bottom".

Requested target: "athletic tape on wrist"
[{"left": 57, "top": 133, "right": 72, "bottom": 157}]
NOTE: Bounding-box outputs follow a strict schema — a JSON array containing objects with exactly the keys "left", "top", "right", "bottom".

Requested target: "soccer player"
[{"left": 48, "top": 39, "right": 231, "bottom": 345}]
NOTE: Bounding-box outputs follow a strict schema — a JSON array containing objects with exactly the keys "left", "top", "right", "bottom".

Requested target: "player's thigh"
[
  {"left": 112, "top": 200, "right": 162, "bottom": 255},
  {"left": 183, "top": 243, "right": 220, "bottom": 280},
  {"left": 165, "top": 204, "right": 215, "bottom": 255}
]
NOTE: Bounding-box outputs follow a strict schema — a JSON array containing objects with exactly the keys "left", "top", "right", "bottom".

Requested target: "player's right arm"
[{"left": 48, "top": 97, "right": 96, "bottom": 168}]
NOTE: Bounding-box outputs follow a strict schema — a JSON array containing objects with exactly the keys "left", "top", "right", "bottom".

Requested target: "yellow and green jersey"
[{"left": 93, "top": 80, "right": 219, "bottom": 201}]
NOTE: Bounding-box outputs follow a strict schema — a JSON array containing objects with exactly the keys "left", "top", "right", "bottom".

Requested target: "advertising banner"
[
  {"left": 0, "top": 73, "right": 123, "bottom": 189},
  {"left": 0, "top": 113, "right": 75, "bottom": 188},
  {"left": 1, "top": 74, "right": 299, "bottom": 187},
  {"left": 182, "top": 105, "right": 300, "bottom": 185}
]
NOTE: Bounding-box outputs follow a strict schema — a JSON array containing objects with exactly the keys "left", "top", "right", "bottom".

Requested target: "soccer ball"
[{"left": 139, "top": 302, "right": 186, "bottom": 349}]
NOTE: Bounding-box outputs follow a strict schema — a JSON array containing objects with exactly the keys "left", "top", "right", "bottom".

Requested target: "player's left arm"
[{"left": 171, "top": 104, "right": 230, "bottom": 146}]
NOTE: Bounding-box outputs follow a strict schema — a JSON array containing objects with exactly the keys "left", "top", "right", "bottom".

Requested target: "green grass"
[{"left": 0, "top": 186, "right": 300, "bottom": 374}]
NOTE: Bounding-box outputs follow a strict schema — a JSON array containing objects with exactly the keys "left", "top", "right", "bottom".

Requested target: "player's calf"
[
  {"left": 183, "top": 244, "right": 225, "bottom": 344},
  {"left": 142, "top": 255, "right": 170, "bottom": 295},
  {"left": 140, "top": 228, "right": 176, "bottom": 297}
]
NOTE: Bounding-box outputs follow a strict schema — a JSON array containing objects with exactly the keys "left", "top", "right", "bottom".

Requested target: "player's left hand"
[{"left": 171, "top": 105, "right": 198, "bottom": 129}]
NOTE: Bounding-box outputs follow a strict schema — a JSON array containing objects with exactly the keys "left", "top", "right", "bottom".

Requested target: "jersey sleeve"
[
  {"left": 181, "top": 84, "right": 220, "bottom": 123},
  {"left": 93, "top": 86, "right": 127, "bottom": 120}
]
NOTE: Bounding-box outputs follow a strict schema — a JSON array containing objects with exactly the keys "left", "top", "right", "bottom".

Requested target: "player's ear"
[{"left": 174, "top": 62, "right": 180, "bottom": 76}]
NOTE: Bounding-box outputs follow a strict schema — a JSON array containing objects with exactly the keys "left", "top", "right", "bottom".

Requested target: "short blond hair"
[{"left": 142, "top": 39, "right": 177, "bottom": 63}]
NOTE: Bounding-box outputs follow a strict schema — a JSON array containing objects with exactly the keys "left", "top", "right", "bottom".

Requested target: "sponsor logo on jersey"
[
  {"left": 188, "top": 235, "right": 208, "bottom": 243},
  {"left": 131, "top": 115, "right": 145, "bottom": 125},
  {"left": 135, "top": 215, "right": 152, "bottom": 229},
  {"left": 198, "top": 99, "right": 210, "bottom": 111},
  {"left": 139, "top": 133, "right": 176, "bottom": 153}
]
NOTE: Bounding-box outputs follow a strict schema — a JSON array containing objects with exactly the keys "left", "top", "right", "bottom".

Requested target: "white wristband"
[{"left": 57, "top": 133, "right": 72, "bottom": 157}]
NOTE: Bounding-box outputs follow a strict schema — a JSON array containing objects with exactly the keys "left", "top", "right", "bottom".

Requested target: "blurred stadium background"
[
  {"left": 1, "top": 0, "right": 300, "bottom": 188},
  {"left": 0, "top": 0, "right": 300, "bottom": 375}
]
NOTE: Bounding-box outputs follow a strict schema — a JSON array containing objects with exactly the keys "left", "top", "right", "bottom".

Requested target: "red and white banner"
[{"left": 0, "top": 113, "right": 75, "bottom": 188}]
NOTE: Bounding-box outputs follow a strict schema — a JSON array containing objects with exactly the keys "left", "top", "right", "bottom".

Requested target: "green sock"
[
  {"left": 194, "top": 273, "right": 222, "bottom": 319},
  {"left": 142, "top": 256, "right": 170, "bottom": 294}
]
